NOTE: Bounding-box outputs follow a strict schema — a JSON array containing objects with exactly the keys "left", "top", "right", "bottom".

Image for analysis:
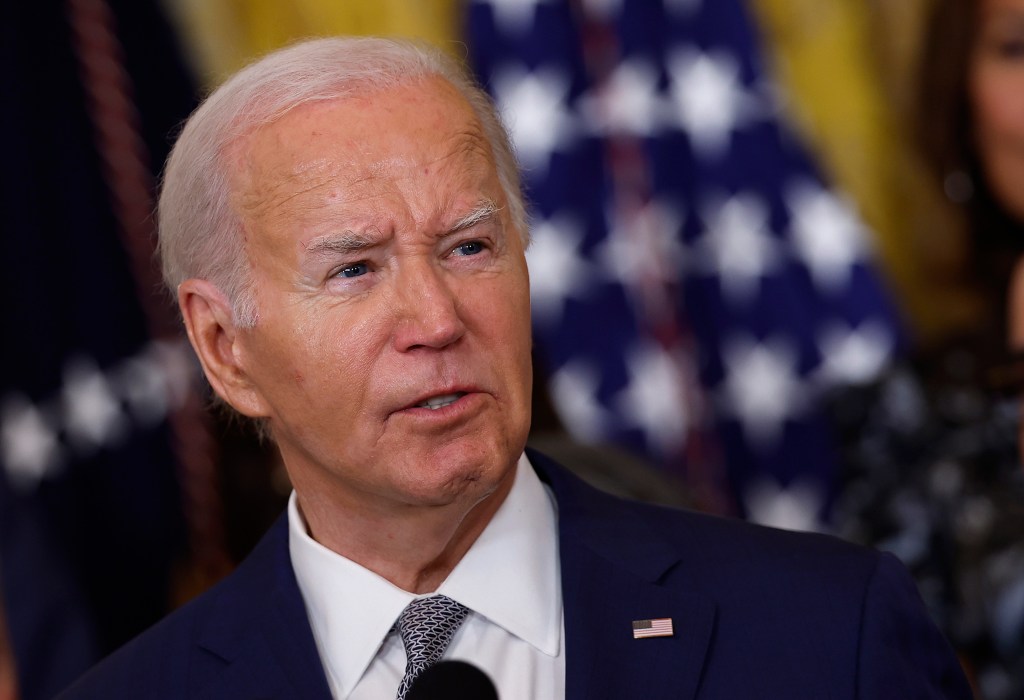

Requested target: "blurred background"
[{"left": 2, "top": 0, "right": 1023, "bottom": 697}]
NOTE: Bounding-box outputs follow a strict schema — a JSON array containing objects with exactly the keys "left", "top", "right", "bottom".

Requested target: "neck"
[{"left": 292, "top": 465, "right": 517, "bottom": 594}]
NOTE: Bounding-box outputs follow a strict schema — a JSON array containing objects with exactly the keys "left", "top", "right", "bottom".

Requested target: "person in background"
[
  {"left": 58, "top": 36, "right": 969, "bottom": 699},
  {"left": 834, "top": 1, "right": 1024, "bottom": 698}
]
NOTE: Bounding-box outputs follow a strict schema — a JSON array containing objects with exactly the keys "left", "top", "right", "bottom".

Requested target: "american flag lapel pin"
[{"left": 632, "top": 617, "right": 674, "bottom": 639}]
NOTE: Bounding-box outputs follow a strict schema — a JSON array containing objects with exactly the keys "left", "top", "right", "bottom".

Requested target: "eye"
[
  {"left": 453, "top": 241, "right": 485, "bottom": 256},
  {"left": 335, "top": 262, "right": 369, "bottom": 278},
  {"left": 996, "top": 39, "right": 1024, "bottom": 59}
]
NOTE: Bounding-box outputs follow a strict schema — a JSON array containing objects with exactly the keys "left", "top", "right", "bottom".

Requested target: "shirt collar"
[
  {"left": 437, "top": 453, "right": 561, "bottom": 657},
  {"left": 288, "top": 453, "right": 561, "bottom": 698},
  {"left": 288, "top": 493, "right": 413, "bottom": 698}
]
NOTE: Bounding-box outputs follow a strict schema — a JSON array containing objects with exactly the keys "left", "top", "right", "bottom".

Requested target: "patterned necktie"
[{"left": 395, "top": 595, "right": 469, "bottom": 700}]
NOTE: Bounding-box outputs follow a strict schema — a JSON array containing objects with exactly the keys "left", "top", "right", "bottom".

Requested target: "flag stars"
[
  {"left": 616, "top": 342, "right": 689, "bottom": 455},
  {"left": 720, "top": 337, "right": 804, "bottom": 447},
  {"left": 116, "top": 354, "right": 169, "bottom": 426},
  {"left": 695, "top": 193, "right": 781, "bottom": 304},
  {"left": 2, "top": 396, "right": 62, "bottom": 490},
  {"left": 579, "top": 59, "right": 663, "bottom": 137},
  {"left": 1, "top": 341, "right": 197, "bottom": 495},
  {"left": 786, "top": 180, "right": 869, "bottom": 293},
  {"left": 476, "top": 0, "right": 553, "bottom": 34},
  {"left": 667, "top": 47, "right": 755, "bottom": 160},
  {"left": 62, "top": 357, "right": 128, "bottom": 449},
  {"left": 816, "top": 321, "right": 893, "bottom": 385},
  {"left": 550, "top": 361, "right": 609, "bottom": 442},
  {"left": 527, "top": 215, "right": 592, "bottom": 325},
  {"left": 597, "top": 198, "right": 686, "bottom": 292},
  {"left": 744, "top": 477, "right": 825, "bottom": 532},
  {"left": 491, "top": 66, "right": 575, "bottom": 176}
]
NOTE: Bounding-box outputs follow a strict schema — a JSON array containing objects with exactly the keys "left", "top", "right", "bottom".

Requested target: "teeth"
[{"left": 416, "top": 392, "right": 465, "bottom": 410}]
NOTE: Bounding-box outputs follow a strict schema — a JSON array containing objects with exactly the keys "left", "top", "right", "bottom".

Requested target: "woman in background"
[
  {"left": 920, "top": 0, "right": 1024, "bottom": 339},
  {"left": 835, "top": 1, "right": 1024, "bottom": 698}
]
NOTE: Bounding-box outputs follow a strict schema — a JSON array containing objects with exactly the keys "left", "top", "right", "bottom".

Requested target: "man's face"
[{"left": 226, "top": 78, "right": 532, "bottom": 511}]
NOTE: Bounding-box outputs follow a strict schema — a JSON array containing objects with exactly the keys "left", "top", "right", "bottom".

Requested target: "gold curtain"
[{"left": 163, "top": 0, "right": 464, "bottom": 86}]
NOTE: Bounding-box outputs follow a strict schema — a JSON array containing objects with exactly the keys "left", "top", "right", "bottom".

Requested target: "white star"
[
  {"left": 476, "top": 0, "right": 553, "bottom": 34},
  {"left": 720, "top": 336, "right": 804, "bottom": 447},
  {"left": 596, "top": 198, "right": 686, "bottom": 292},
  {"left": 666, "top": 47, "right": 755, "bottom": 160},
  {"left": 116, "top": 353, "right": 168, "bottom": 426},
  {"left": 2, "top": 396, "right": 62, "bottom": 491},
  {"left": 578, "top": 59, "right": 663, "bottom": 136},
  {"left": 695, "top": 193, "right": 782, "bottom": 304},
  {"left": 549, "top": 361, "right": 609, "bottom": 442},
  {"left": 615, "top": 342, "right": 689, "bottom": 455},
  {"left": 745, "top": 477, "right": 826, "bottom": 532},
  {"left": 63, "top": 358, "right": 127, "bottom": 449},
  {"left": 786, "top": 180, "right": 870, "bottom": 293},
  {"left": 491, "top": 65, "right": 576, "bottom": 176},
  {"left": 527, "top": 215, "right": 593, "bottom": 324},
  {"left": 816, "top": 321, "right": 893, "bottom": 385}
]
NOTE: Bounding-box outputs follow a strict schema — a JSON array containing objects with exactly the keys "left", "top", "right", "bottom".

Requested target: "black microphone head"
[{"left": 406, "top": 660, "right": 499, "bottom": 700}]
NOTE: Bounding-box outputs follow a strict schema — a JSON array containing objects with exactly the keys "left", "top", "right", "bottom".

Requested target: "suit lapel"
[
  {"left": 531, "top": 450, "right": 716, "bottom": 700},
  {"left": 194, "top": 516, "right": 334, "bottom": 700}
]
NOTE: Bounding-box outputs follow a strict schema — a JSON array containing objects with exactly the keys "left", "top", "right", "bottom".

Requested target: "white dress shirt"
[{"left": 288, "top": 453, "right": 565, "bottom": 699}]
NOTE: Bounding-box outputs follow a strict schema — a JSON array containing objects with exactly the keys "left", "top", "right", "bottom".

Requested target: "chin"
[{"left": 401, "top": 441, "right": 516, "bottom": 504}]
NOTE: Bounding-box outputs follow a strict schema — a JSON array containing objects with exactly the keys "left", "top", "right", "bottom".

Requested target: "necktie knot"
[{"left": 396, "top": 595, "right": 469, "bottom": 700}]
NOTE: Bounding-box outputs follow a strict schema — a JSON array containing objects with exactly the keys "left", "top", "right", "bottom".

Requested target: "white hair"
[{"left": 158, "top": 36, "right": 526, "bottom": 326}]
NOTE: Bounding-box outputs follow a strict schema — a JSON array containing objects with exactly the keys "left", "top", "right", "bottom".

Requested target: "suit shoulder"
[
  {"left": 55, "top": 585, "right": 214, "bottom": 698},
  {"left": 627, "top": 497, "right": 885, "bottom": 596},
  {"left": 57, "top": 517, "right": 287, "bottom": 698}
]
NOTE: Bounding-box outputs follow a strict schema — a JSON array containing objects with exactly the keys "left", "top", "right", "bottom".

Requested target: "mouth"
[{"left": 413, "top": 392, "right": 468, "bottom": 410}]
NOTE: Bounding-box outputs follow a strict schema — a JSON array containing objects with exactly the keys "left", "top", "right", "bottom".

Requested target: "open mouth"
[{"left": 414, "top": 392, "right": 467, "bottom": 410}]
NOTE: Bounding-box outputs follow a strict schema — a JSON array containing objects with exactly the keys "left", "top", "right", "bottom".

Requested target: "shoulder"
[
  {"left": 631, "top": 494, "right": 888, "bottom": 613},
  {"left": 55, "top": 582, "right": 221, "bottom": 698},
  {"left": 538, "top": 452, "right": 971, "bottom": 696},
  {"left": 56, "top": 516, "right": 289, "bottom": 699},
  {"left": 535, "top": 446, "right": 882, "bottom": 594}
]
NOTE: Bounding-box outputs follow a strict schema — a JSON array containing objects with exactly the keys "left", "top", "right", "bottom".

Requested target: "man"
[{"left": 60, "top": 37, "right": 971, "bottom": 699}]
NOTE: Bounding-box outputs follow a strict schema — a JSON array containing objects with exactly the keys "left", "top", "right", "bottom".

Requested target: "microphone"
[{"left": 406, "top": 661, "right": 499, "bottom": 700}]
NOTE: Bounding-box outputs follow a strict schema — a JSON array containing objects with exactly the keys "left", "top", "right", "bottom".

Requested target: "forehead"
[{"left": 227, "top": 77, "right": 499, "bottom": 233}]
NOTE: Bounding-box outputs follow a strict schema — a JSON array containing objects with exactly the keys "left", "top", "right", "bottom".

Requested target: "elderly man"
[{"left": 60, "top": 37, "right": 970, "bottom": 699}]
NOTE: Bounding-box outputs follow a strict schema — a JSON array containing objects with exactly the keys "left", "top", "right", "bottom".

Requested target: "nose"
[{"left": 391, "top": 262, "right": 467, "bottom": 352}]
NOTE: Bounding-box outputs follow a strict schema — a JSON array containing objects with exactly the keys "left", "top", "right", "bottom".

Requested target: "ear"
[{"left": 178, "top": 279, "right": 269, "bottom": 418}]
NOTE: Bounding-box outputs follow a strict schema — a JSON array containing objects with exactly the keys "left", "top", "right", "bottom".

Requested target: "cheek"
[
  {"left": 971, "top": 64, "right": 1024, "bottom": 218},
  {"left": 972, "top": 63, "right": 1024, "bottom": 149},
  {"left": 477, "top": 271, "right": 530, "bottom": 341},
  {"left": 475, "top": 273, "right": 533, "bottom": 394},
  {"left": 251, "top": 307, "right": 383, "bottom": 415}
]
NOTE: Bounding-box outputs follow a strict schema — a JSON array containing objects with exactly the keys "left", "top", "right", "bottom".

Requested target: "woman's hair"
[
  {"left": 157, "top": 37, "right": 527, "bottom": 326},
  {"left": 916, "top": 0, "right": 1024, "bottom": 336}
]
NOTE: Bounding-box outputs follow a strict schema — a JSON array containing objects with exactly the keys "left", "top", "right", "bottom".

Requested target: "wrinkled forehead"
[{"left": 223, "top": 78, "right": 495, "bottom": 223}]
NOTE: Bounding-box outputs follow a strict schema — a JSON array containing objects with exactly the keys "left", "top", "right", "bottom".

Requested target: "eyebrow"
[
  {"left": 448, "top": 200, "right": 500, "bottom": 235},
  {"left": 300, "top": 200, "right": 501, "bottom": 260},
  {"left": 302, "top": 230, "right": 381, "bottom": 259}
]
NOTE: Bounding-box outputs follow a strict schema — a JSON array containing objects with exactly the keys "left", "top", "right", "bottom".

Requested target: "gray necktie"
[{"left": 395, "top": 595, "right": 470, "bottom": 700}]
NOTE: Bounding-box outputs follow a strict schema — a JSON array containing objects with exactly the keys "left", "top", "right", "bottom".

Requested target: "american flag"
[
  {"left": 632, "top": 617, "right": 674, "bottom": 639},
  {"left": 465, "top": 0, "right": 903, "bottom": 527}
]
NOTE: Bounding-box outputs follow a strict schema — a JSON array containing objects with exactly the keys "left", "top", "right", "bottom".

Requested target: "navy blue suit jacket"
[{"left": 59, "top": 451, "right": 972, "bottom": 698}]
